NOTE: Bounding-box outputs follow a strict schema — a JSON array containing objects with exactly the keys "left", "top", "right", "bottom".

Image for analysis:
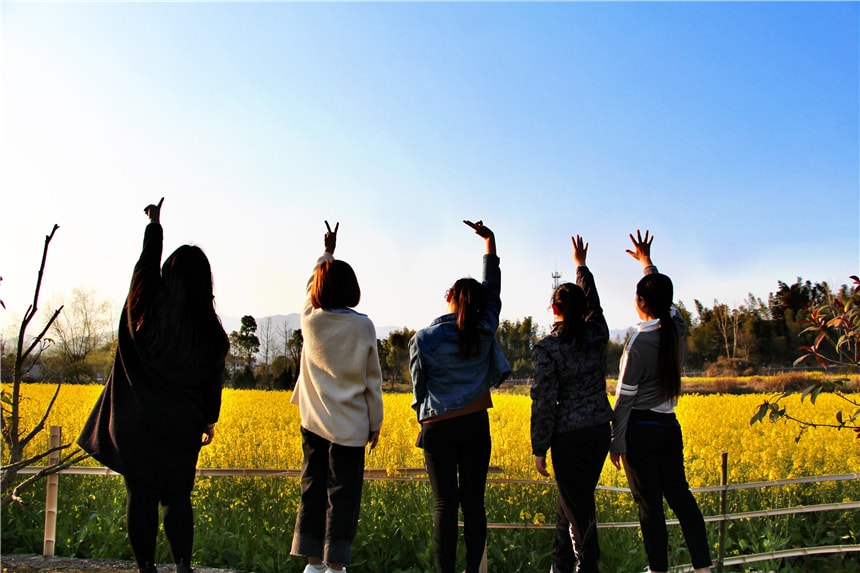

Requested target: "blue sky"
[{"left": 1, "top": 1, "right": 857, "bottom": 339}]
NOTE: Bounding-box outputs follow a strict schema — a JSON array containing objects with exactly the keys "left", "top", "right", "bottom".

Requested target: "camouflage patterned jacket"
[{"left": 530, "top": 265, "right": 612, "bottom": 457}]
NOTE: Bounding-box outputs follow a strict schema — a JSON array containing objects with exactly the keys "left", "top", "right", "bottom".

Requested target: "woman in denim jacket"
[{"left": 409, "top": 220, "right": 511, "bottom": 573}]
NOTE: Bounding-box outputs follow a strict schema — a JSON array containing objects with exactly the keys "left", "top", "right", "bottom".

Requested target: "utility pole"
[{"left": 552, "top": 269, "right": 562, "bottom": 290}]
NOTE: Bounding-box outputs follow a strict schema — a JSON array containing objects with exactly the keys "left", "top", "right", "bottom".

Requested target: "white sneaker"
[
  {"left": 324, "top": 568, "right": 345, "bottom": 573},
  {"left": 302, "top": 565, "right": 326, "bottom": 573}
]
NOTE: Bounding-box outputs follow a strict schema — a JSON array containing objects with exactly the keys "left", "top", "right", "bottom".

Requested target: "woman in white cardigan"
[{"left": 290, "top": 221, "right": 384, "bottom": 573}]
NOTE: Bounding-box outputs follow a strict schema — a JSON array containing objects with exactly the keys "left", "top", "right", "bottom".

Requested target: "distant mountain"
[
  {"left": 610, "top": 328, "right": 634, "bottom": 343},
  {"left": 220, "top": 313, "right": 301, "bottom": 336},
  {"left": 223, "top": 313, "right": 631, "bottom": 343}
]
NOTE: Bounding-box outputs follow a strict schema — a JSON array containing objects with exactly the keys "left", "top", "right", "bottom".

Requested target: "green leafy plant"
[{"left": 751, "top": 276, "right": 860, "bottom": 441}]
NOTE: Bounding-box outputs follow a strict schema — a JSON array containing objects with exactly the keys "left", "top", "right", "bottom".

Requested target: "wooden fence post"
[
  {"left": 43, "top": 425, "right": 61, "bottom": 556},
  {"left": 717, "top": 451, "right": 728, "bottom": 573}
]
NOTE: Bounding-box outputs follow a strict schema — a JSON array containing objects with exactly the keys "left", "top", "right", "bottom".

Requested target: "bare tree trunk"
[{"left": 1, "top": 225, "right": 90, "bottom": 508}]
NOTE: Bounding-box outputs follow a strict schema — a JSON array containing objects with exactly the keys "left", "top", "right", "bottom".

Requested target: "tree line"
[{"left": 2, "top": 277, "right": 856, "bottom": 387}]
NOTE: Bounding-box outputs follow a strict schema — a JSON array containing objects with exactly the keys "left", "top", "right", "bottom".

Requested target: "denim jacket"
[{"left": 410, "top": 254, "right": 511, "bottom": 422}]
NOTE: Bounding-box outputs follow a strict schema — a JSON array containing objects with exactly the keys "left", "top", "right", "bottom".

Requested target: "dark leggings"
[
  {"left": 423, "top": 410, "right": 492, "bottom": 573},
  {"left": 550, "top": 422, "right": 611, "bottom": 573},
  {"left": 124, "top": 477, "right": 194, "bottom": 569},
  {"left": 623, "top": 410, "right": 712, "bottom": 571}
]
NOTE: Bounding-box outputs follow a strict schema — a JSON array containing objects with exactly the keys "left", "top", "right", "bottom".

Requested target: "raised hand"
[
  {"left": 463, "top": 219, "right": 493, "bottom": 239},
  {"left": 144, "top": 197, "right": 164, "bottom": 224},
  {"left": 625, "top": 229, "right": 654, "bottom": 266},
  {"left": 571, "top": 234, "right": 588, "bottom": 267},
  {"left": 324, "top": 220, "right": 339, "bottom": 254},
  {"left": 464, "top": 219, "right": 496, "bottom": 255}
]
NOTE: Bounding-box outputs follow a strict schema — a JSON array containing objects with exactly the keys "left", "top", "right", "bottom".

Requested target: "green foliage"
[
  {"left": 384, "top": 327, "right": 415, "bottom": 383},
  {"left": 229, "top": 315, "right": 260, "bottom": 370},
  {"left": 751, "top": 276, "right": 860, "bottom": 441},
  {"left": 496, "top": 317, "right": 540, "bottom": 380},
  {"left": 5, "top": 472, "right": 857, "bottom": 572}
]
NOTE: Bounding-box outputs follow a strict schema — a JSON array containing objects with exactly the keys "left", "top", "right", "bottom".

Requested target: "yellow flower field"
[
  {"left": 6, "top": 383, "right": 859, "bottom": 485},
  {"left": 4, "top": 383, "right": 859, "bottom": 572}
]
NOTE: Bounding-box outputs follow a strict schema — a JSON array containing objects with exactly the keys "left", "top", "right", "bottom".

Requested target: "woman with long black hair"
[
  {"left": 610, "top": 230, "right": 712, "bottom": 573},
  {"left": 410, "top": 220, "right": 511, "bottom": 573},
  {"left": 79, "top": 198, "right": 229, "bottom": 573}
]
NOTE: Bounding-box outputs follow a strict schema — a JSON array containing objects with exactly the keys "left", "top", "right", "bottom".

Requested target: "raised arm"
[
  {"left": 571, "top": 234, "right": 607, "bottom": 331},
  {"left": 127, "top": 198, "right": 165, "bottom": 333},
  {"left": 464, "top": 220, "right": 501, "bottom": 328},
  {"left": 303, "top": 221, "right": 338, "bottom": 312}
]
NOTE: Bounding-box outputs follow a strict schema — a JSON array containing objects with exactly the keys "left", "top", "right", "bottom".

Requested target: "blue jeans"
[
  {"left": 423, "top": 410, "right": 492, "bottom": 573},
  {"left": 291, "top": 427, "right": 366, "bottom": 565},
  {"left": 550, "top": 422, "right": 611, "bottom": 573},
  {"left": 623, "top": 410, "right": 712, "bottom": 571}
]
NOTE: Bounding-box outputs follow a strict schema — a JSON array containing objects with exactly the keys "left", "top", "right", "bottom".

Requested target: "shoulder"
[{"left": 534, "top": 335, "right": 557, "bottom": 351}]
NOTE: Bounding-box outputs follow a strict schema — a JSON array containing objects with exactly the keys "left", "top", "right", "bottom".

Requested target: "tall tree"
[
  {"left": 496, "top": 317, "right": 540, "bottom": 380},
  {"left": 257, "top": 317, "right": 276, "bottom": 390},
  {"left": 49, "top": 287, "right": 114, "bottom": 383},
  {"left": 285, "top": 328, "right": 303, "bottom": 384},
  {"left": 386, "top": 327, "right": 415, "bottom": 383},
  {"left": 229, "top": 315, "right": 260, "bottom": 373}
]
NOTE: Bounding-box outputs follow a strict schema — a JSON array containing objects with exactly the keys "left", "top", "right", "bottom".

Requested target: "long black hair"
[
  {"left": 636, "top": 272, "right": 681, "bottom": 400},
  {"left": 449, "top": 277, "right": 487, "bottom": 358},
  {"left": 551, "top": 282, "right": 586, "bottom": 343},
  {"left": 138, "top": 245, "right": 229, "bottom": 366}
]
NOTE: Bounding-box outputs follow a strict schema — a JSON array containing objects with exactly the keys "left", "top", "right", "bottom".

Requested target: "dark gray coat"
[{"left": 77, "top": 223, "right": 225, "bottom": 493}]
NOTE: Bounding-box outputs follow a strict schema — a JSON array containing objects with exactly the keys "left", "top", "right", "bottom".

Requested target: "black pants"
[
  {"left": 291, "top": 427, "right": 366, "bottom": 566},
  {"left": 124, "top": 477, "right": 194, "bottom": 569},
  {"left": 423, "top": 410, "right": 492, "bottom": 573},
  {"left": 623, "top": 409, "right": 712, "bottom": 571},
  {"left": 550, "top": 422, "right": 611, "bottom": 573}
]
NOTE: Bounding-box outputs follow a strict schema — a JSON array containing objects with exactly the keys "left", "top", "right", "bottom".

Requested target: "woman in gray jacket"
[{"left": 610, "top": 230, "right": 711, "bottom": 573}]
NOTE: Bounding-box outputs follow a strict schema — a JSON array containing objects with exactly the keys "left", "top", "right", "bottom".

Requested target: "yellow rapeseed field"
[{"left": 6, "top": 383, "right": 859, "bottom": 486}]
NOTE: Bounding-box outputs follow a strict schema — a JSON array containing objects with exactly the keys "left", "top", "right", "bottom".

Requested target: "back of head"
[
  {"left": 149, "top": 245, "right": 228, "bottom": 365},
  {"left": 552, "top": 282, "right": 586, "bottom": 343},
  {"left": 162, "top": 245, "right": 215, "bottom": 312},
  {"left": 636, "top": 272, "right": 681, "bottom": 399},
  {"left": 451, "top": 277, "right": 486, "bottom": 358},
  {"left": 311, "top": 259, "right": 361, "bottom": 309},
  {"left": 636, "top": 273, "right": 674, "bottom": 317}
]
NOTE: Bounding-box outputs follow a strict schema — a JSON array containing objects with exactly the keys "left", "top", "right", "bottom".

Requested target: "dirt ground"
[{"left": 0, "top": 554, "right": 242, "bottom": 573}]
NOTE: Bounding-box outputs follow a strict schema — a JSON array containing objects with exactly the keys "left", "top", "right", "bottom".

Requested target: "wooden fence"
[{"left": 17, "top": 427, "right": 860, "bottom": 572}]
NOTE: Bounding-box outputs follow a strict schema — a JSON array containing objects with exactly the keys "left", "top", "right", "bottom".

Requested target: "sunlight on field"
[
  {"left": 6, "top": 383, "right": 859, "bottom": 484},
  {"left": 4, "top": 382, "right": 859, "bottom": 572}
]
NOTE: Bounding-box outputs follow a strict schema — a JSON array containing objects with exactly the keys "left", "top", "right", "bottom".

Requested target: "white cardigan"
[{"left": 290, "top": 253, "right": 384, "bottom": 447}]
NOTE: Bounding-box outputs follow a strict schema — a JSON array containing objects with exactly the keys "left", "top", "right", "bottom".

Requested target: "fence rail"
[{"left": 13, "top": 428, "right": 860, "bottom": 572}]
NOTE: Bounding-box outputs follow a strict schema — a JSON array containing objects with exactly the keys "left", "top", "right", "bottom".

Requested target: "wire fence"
[{"left": 16, "top": 428, "right": 860, "bottom": 573}]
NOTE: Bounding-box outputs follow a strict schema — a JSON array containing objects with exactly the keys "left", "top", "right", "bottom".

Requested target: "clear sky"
[{"left": 1, "top": 1, "right": 858, "bottom": 340}]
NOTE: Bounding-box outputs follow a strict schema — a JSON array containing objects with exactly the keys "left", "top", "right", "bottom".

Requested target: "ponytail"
[
  {"left": 552, "top": 283, "right": 586, "bottom": 343},
  {"left": 451, "top": 278, "right": 487, "bottom": 358},
  {"left": 636, "top": 273, "right": 681, "bottom": 400},
  {"left": 656, "top": 309, "right": 681, "bottom": 400}
]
